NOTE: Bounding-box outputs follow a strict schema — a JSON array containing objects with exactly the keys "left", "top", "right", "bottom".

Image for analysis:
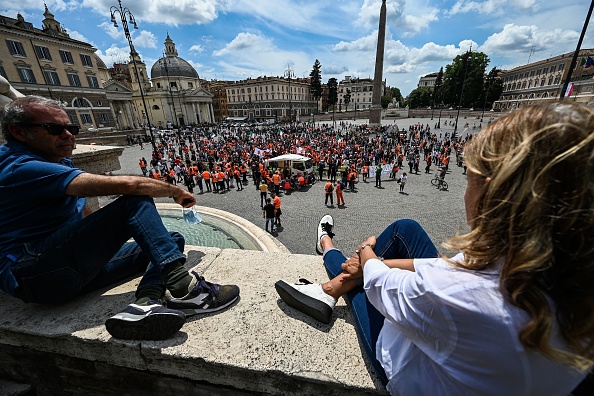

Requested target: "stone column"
[{"left": 369, "top": 0, "right": 387, "bottom": 127}]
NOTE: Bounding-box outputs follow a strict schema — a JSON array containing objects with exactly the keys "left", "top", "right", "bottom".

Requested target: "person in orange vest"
[
  {"left": 324, "top": 180, "right": 334, "bottom": 206},
  {"left": 218, "top": 169, "right": 227, "bottom": 192},
  {"left": 335, "top": 179, "right": 345, "bottom": 206},
  {"left": 348, "top": 168, "right": 357, "bottom": 191},
  {"left": 211, "top": 170, "right": 219, "bottom": 193},
  {"left": 272, "top": 172, "right": 281, "bottom": 195},
  {"left": 202, "top": 169, "right": 212, "bottom": 192},
  {"left": 234, "top": 168, "right": 243, "bottom": 191},
  {"left": 362, "top": 164, "right": 369, "bottom": 183},
  {"left": 138, "top": 158, "right": 147, "bottom": 176},
  {"left": 240, "top": 164, "right": 248, "bottom": 185},
  {"left": 272, "top": 193, "right": 282, "bottom": 227}
]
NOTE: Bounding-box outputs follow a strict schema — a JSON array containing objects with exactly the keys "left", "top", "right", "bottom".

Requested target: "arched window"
[{"left": 152, "top": 105, "right": 160, "bottom": 110}]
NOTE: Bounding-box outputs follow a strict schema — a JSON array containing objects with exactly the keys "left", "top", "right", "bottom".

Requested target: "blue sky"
[{"left": 0, "top": 0, "right": 591, "bottom": 96}]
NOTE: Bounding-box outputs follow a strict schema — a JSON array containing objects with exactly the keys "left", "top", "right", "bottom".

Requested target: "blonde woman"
[{"left": 276, "top": 102, "right": 594, "bottom": 395}]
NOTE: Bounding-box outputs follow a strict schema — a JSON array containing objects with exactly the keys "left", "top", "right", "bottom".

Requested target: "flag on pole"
[
  {"left": 585, "top": 56, "right": 594, "bottom": 68},
  {"left": 565, "top": 82, "right": 574, "bottom": 97}
]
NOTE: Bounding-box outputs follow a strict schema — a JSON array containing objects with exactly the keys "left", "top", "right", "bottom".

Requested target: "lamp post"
[
  {"left": 284, "top": 65, "right": 295, "bottom": 123},
  {"left": 160, "top": 52, "right": 178, "bottom": 129},
  {"left": 110, "top": 0, "right": 157, "bottom": 153}
]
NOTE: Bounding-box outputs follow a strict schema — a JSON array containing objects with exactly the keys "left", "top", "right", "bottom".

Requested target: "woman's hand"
[{"left": 341, "top": 253, "right": 363, "bottom": 281}]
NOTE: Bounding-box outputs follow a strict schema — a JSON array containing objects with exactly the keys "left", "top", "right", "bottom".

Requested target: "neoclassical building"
[
  {"left": 130, "top": 34, "right": 215, "bottom": 128},
  {"left": 337, "top": 76, "right": 385, "bottom": 112},
  {"left": 225, "top": 76, "right": 317, "bottom": 122},
  {"left": 494, "top": 49, "right": 594, "bottom": 111},
  {"left": 0, "top": 6, "right": 116, "bottom": 131}
]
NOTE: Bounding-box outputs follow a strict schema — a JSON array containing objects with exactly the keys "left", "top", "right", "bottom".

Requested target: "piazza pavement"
[{"left": 105, "top": 116, "right": 492, "bottom": 257}]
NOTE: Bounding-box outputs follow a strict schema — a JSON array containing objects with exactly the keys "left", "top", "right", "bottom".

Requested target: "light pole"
[
  {"left": 284, "top": 65, "right": 295, "bottom": 123},
  {"left": 160, "top": 52, "right": 178, "bottom": 128},
  {"left": 110, "top": 0, "right": 157, "bottom": 153}
]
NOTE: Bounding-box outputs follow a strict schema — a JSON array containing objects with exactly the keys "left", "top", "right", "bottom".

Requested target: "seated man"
[{"left": 0, "top": 96, "right": 240, "bottom": 340}]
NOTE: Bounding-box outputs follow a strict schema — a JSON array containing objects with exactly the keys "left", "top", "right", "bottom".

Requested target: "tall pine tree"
[{"left": 309, "top": 59, "right": 323, "bottom": 113}]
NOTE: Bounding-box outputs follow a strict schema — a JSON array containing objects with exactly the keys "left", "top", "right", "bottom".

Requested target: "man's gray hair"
[{"left": 1, "top": 96, "right": 64, "bottom": 140}]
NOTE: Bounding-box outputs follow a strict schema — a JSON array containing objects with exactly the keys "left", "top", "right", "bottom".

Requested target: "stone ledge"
[{"left": 0, "top": 247, "right": 387, "bottom": 395}]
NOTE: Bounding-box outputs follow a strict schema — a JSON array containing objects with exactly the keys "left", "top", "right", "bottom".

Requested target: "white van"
[{"left": 266, "top": 154, "right": 314, "bottom": 176}]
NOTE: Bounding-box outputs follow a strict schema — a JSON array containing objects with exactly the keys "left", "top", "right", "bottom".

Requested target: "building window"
[
  {"left": 170, "top": 82, "right": 177, "bottom": 88},
  {"left": 68, "top": 73, "right": 81, "bottom": 87},
  {"left": 96, "top": 100, "right": 103, "bottom": 106},
  {"left": 554, "top": 76, "right": 561, "bottom": 84},
  {"left": 98, "top": 113, "right": 110, "bottom": 124},
  {"left": 75, "top": 97, "right": 91, "bottom": 107},
  {"left": 558, "top": 64, "right": 565, "bottom": 71},
  {"left": 86, "top": 75, "right": 99, "bottom": 88},
  {"left": 6, "top": 39, "right": 26, "bottom": 56},
  {"left": 68, "top": 114, "right": 76, "bottom": 124},
  {"left": 80, "top": 54, "right": 93, "bottom": 67},
  {"left": 543, "top": 67, "right": 548, "bottom": 74},
  {"left": 547, "top": 77, "right": 553, "bottom": 85},
  {"left": 60, "top": 50, "right": 74, "bottom": 64},
  {"left": 188, "top": 82, "right": 193, "bottom": 88},
  {"left": 0, "top": 65, "right": 6, "bottom": 79},
  {"left": 17, "top": 67, "right": 36, "bottom": 83},
  {"left": 34, "top": 45, "right": 52, "bottom": 61},
  {"left": 530, "top": 70, "right": 535, "bottom": 77},
  {"left": 550, "top": 66, "right": 556, "bottom": 73},
  {"left": 44, "top": 70, "right": 61, "bottom": 85},
  {"left": 540, "top": 78, "right": 545, "bottom": 87},
  {"left": 80, "top": 113, "right": 92, "bottom": 124}
]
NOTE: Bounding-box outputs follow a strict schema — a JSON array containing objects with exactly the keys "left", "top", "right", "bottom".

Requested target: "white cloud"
[
  {"left": 334, "top": 33, "right": 377, "bottom": 52},
  {"left": 68, "top": 30, "right": 92, "bottom": 45},
  {"left": 189, "top": 44, "right": 204, "bottom": 53},
  {"left": 134, "top": 30, "right": 157, "bottom": 49},
  {"left": 480, "top": 24, "right": 578, "bottom": 54},
  {"left": 323, "top": 64, "right": 349, "bottom": 75},
  {"left": 448, "top": 0, "right": 537, "bottom": 16},
  {"left": 212, "top": 32, "right": 275, "bottom": 57},
  {"left": 99, "top": 21, "right": 123, "bottom": 40},
  {"left": 95, "top": 44, "right": 132, "bottom": 67}
]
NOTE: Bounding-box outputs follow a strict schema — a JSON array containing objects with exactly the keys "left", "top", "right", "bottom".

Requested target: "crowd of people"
[{"left": 134, "top": 120, "right": 472, "bottom": 206}]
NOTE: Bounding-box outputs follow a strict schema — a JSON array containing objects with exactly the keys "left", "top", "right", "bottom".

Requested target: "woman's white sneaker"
[{"left": 274, "top": 278, "right": 336, "bottom": 324}]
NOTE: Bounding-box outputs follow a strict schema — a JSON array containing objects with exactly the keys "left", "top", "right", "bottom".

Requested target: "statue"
[{"left": 0, "top": 75, "right": 25, "bottom": 105}]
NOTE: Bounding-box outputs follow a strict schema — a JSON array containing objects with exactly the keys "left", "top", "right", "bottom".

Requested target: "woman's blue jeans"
[
  {"left": 11, "top": 195, "right": 185, "bottom": 304},
  {"left": 323, "top": 219, "right": 438, "bottom": 385}
]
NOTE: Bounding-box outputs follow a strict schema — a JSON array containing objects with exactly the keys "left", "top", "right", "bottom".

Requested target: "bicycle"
[{"left": 431, "top": 176, "right": 448, "bottom": 190}]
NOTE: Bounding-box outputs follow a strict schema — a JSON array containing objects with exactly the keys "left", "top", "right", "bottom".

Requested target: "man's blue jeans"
[
  {"left": 323, "top": 219, "right": 438, "bottom": 385},
  {"left": 11, "top": 195, "right": 185, "bottom": 304}
]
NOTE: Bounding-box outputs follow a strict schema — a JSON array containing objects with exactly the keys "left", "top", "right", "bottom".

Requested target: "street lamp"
[
  {"left": 110, "top": 0, "right": 157, "bottom": 153},
  {"left": 284, "top": 65, "right": 295, "bottom": 123}
]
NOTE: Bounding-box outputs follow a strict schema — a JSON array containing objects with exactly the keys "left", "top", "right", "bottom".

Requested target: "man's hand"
[{"left": 174, "top": 189, "right": 195, "bottom": 208}]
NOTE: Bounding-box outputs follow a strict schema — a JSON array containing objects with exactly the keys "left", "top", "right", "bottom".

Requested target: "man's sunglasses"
[{"left": 26, "top": 123, "right": 80, "bottom": 135}]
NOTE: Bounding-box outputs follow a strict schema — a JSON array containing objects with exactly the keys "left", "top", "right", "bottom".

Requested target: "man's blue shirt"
[{"left": 0, "top": 141, "right": 84, "bottom": 295}]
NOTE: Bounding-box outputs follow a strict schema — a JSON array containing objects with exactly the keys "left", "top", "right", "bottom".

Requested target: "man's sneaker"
[
  {"left": 275, "top": 279, "right": 337, "bottom": 324},
  {"left": 105, "top": 301, "right": 186, "bottom": 340},
  {"left": 316, "top": 215, "right": 335, "bottom": 255},
  {"left": 166, "top": 271, "right": 240, "bottom": 316}
]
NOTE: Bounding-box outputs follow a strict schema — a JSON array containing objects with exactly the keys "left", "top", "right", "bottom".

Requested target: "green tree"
[
  {"left": 482, "top": 67, "right": 503, "bottom": 109},
  {"left": 343, "top": 88, "right": 351, "bottom": 111},
  {"left": 406, "top": 87, "right": 433, "bottom": 108},
  {"left": 309, "top": 59, "right": 323, "bottom": 112},
  {"left": 442, "top": 51, "right": 490, "bottom": 108},
  {"left": 327, "top": 77, "right": 338, "bottom": 109},
  {"left": 381, "top": 95, "right": 391, "bottom": 109},
  {"left": 390, "top": 87, "right": 403, "bottom": 105}
]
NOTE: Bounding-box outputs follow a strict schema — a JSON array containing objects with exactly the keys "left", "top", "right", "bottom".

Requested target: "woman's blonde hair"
[{"left": 446, "top": 102, "right": 594, "bottom": 370}]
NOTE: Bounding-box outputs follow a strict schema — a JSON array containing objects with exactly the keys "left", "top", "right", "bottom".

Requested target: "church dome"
[
  {"left": 151, "top": 56, "right": 199, "bottom": 79},
  {"left": 150, "top": 34, "right": 198, "bottom": 79}
]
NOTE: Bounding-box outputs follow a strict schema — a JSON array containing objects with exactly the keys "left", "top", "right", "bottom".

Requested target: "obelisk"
[{"left": 369, "top": 0, "right": 387, "bottom": 126}]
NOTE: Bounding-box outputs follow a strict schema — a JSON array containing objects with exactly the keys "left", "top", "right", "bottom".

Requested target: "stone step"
[{"left": 0, "top": 247, "right": 387, "bottom": 395}]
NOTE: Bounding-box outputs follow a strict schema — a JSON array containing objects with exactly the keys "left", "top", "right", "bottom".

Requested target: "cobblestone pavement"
[{"left": 104, "top": 117, "right": 484, "bottom": 257}]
